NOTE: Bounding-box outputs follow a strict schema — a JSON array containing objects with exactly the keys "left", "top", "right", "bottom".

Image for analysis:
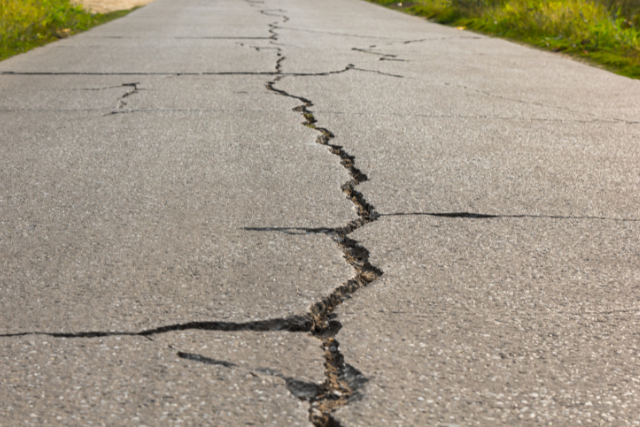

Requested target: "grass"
[
  {"left": 1, "top": 0, "right": 133, "bottom": 62},
  {"left": 367, "top": 0, "right": 640, "bottom": 79}
]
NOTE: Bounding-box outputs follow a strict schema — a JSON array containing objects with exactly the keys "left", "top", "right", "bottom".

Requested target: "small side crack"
[
  {"left": 352, "top": 47, "right": 406, "bottom": 62},
  {"left": 381, "top": 211, "right": 640, "bottom": 221},
  {"left": 177, "top": 352, "right": 238, "bottom": 368},
  {"left": 454, "top": 83, "right": 623, "bottom": 122},
  {"left": 260, "top": 9, "right": 289, "bottom": 40},
  {"left": 176, "top": 36, "right": 271, "bottom": 40},
  {"left": 103, "top": 82, "right": 140, "bottom": 116},
  {"left": 276, "top": 26, "right": 399, "bottom": 40},
  {"left": 380, "top": 35, "right": 482, "bottom": 46},
  {"left": 179, "top": 352, "right": 325, "bottom": 401},
  {"left": 116, "top": 82, "right": 139, "bottom": 109}
]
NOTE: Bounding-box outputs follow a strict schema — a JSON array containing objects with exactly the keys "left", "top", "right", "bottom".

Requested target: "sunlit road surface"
[
  {"left": 73, "top": 0, "right": 157, "bottom": 13},
  {"left": 1, "top": 0, "right": 640, "bottom": 425}
]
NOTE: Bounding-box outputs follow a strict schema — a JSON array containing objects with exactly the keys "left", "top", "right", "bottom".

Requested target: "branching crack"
[
  {"left": 261, "top": 9, "right": 289, "bottom": 40},
  {"left": 260, "top": 46, "right": 381, "bottom": 427},
  {"left": 0, "top": 6, "right": 392, "bottom": 427},
  {"left": 116, "top": 82, "right": 139, "bottom": 109},
  {"left": 102, "top": 82, "right": 140, "bottom": 116},
  {"left": 179, "top": 353, "right": 325, "bottom": 401},
  {"left": 246, "top": 8, "right": 385, "bottom": 425},
  {"left": 0, "top": 67, "right": 395, "bottom": 77},
  {"left": 0, "top": 316, "right": 313, "bottom": 339},
  {"left": 381, "top": 211, "right": 640, "bottom": 221},
  {"left": 352, "top": 47, "right": 406, "bottom": 62}
]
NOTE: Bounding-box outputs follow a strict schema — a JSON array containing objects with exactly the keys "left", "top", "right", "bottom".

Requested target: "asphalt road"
[{"left": 1, "top": 0, "right": 640, "bottom": 426}]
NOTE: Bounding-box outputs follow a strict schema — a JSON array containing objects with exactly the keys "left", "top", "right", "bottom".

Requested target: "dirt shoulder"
[{"left": 73, "top": 0, "right": 156, "bottom": 14}]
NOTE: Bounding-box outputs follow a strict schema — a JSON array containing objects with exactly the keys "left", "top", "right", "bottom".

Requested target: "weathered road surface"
[
  {"left": 2, "top": 0, "right": 640, "bottom": 426},
  {"left": 72, "top": 0, "right": 157, "bottom": 14}
]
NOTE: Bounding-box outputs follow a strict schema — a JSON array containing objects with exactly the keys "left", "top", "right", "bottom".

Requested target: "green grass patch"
[
  {"left": 367, "top": 0, "right": 640, "bottom": 79},
  {"left": 1, "top": 0, "right": 133, "bottom": 62}
]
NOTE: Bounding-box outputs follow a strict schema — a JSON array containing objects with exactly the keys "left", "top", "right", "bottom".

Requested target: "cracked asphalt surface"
[{"left": 1, "top": 0, "right": 640, "bottom": 425}]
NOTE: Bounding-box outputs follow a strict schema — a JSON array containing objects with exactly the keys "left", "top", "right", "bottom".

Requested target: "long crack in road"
[{"left": 2, "top": 0, "right": 640, "bottom": 425}]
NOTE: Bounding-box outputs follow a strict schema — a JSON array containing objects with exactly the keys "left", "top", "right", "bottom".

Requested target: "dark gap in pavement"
[
  {"left": 0, "top": 316, "right": 314, "bottom": 339},
  {"left": 380, "top": 212, "right": 640, "bottom": 221}
]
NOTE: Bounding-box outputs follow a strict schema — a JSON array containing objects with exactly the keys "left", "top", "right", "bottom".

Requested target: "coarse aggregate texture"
[
  {"left": 1, "top": 332, "right": 320, "bottom": 426},
  {"left": 2, "top": 0, "right": 640, "bottom": 425},
  {"left": 0, "top": 0, "right": 275, "bottom": 73},
  {"left": 0, "top": 97, "right": 353, "bottom": 333},
  {"left": 335, "top": 217, "right": 640, "bottom": 425}
]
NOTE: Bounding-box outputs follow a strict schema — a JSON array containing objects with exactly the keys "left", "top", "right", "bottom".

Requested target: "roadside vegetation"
[
  {"left": 1, "top": 0, "right": 131, "bottom": 62},
  {"left": 368, "top": 0, "right": 640, "bottom": 78}
]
